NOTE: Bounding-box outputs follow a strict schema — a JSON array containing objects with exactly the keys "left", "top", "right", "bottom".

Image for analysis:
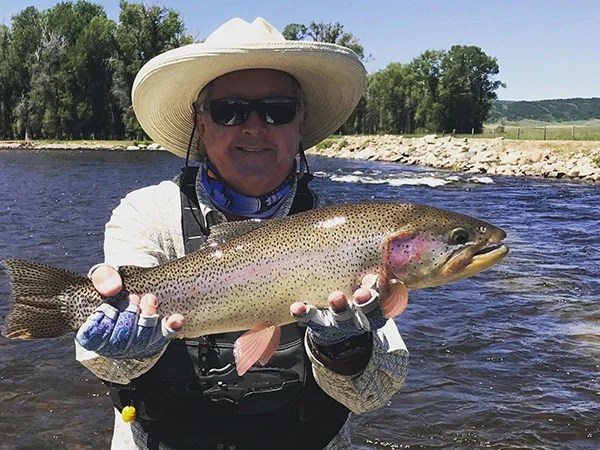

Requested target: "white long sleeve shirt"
[{"left": 75, "top": 180, "right": 409, "bottom": 450}]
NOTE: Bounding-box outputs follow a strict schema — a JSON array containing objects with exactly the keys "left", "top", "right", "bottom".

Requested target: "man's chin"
[{"left": 230, "top": 169, "right": 287, "bottom": 195}]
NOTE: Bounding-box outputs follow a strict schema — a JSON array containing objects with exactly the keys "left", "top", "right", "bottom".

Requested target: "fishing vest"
[{"left": 108, "top": 167, "right": 350, "bottom": 450}]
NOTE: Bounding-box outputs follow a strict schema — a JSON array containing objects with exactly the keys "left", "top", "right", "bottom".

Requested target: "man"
[{"left": 76, "top": 17, "right": 408, "bottom": 449}]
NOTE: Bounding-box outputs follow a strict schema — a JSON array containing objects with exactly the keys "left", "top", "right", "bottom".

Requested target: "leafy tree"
[
  {"left": 8, "top": 6, "right": 44, "bottom": 139},
  {"left": 80, "top": 16, "right": 119, "bottom": 138},
  {"left": 437, "top": 45, "right": 505, "bottom": 133},
  {"left": 0, "top": 25, "right": 14, "bottom": 138},
  {"left": 28, "top": 14, "right": 66, "bottom": 138},
  {"left": 367, "top": 63, "right": 419, "bottom": 134},
  {"left": 112, "top": 1, "right": 193, "bottom": 138},
  {"left": 409, "top": 50, "right": 445, "bottom": 132},
  {"left": 283, "top": 21, "right": 365, "bottom": 60},
  {"left": 283, "top": 21, "right": 367, "bottom": 133},
  {"left": 35, "top": 1, "right": 117, "bottom": 139}
]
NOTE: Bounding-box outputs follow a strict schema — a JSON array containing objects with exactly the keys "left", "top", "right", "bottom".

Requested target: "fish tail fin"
[{"left": 2, "top": 259, "right": 93, "bottom": 339}]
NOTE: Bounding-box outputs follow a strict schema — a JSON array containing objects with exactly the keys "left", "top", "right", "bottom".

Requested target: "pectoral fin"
[
  {"left": 379, "top": 267, "right": 409, "bottom": 319},
  {"left": 233, "top": 323, "right": 281, "bottom": 376}
]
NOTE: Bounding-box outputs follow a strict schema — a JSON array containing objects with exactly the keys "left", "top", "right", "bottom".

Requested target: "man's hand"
[
  {"left": 290, "top": 274, "right": 387, "bottom": 347},
  {"left": 76, "top": 265, "right": 185, "bottom": 359}
]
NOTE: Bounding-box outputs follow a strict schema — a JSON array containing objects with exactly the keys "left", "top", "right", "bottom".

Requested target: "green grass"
[
  {"left": 480, "top": 120, "right": 600, "bottom": 141},
  {"left": 337, "top": 121, "right": 600, "bottom": 142},
  {"left": 315, "top": 137, "right": 349, "bottom": 151}
]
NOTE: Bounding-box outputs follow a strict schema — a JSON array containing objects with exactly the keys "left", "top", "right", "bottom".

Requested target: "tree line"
[
  {"left": 0, "top": 1, "right": 192, "bottom": 140},
  {"left": 0, "top": 2, "right": 505, "bottom": 141}
]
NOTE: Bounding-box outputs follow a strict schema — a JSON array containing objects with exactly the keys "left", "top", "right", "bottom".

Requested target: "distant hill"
[{"left": 488, "top": 98, "right": 600, "bottom": 123}]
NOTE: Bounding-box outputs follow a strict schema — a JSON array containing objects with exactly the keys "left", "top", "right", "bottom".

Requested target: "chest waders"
[{"left": 108, "top": 167, "right": 350, "bottom": 450}]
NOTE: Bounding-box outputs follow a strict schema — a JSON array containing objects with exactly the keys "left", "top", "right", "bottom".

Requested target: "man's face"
[{"left": 197, "top": 69, "right": 305, "bottom": 196}]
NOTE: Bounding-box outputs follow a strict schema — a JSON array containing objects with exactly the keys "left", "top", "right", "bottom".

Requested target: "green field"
[
  {"left": 323, "top": 120, "right": 600, "bottom": 142},
  {"left": 480, "top": 120, "right": 600, "bottom": 141}
]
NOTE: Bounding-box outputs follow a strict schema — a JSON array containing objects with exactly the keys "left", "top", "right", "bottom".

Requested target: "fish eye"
[{"left": 449, "top": 228, "right": 470, "bottom": 245}]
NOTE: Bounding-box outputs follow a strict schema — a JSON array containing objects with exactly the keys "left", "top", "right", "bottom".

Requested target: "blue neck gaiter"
[{"left": 199, "top": 159, "right": 295, "bottom": 219}]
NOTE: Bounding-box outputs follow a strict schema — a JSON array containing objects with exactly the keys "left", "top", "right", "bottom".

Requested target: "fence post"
[
  {"left": 517, "top": 127, "right": 520, "bottom": 139},
  {"left": 493, "top": 129, "right": 496, "bottom": 138},
  {"left": 452, "top": 128, "right": 456, "bottom": 137},
  {"left": 471, "top": 128, "right": 474, "bottom": 136},
  {"left": 544, "top": 126, "right": 547, "bottom": 140},
  {"left": 572, "top": 125, "right": 575, "bottom": 140}
]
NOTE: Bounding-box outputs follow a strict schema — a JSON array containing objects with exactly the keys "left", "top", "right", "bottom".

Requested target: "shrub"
[{"left": 315, "top": 138, "right": 337, "bottom": 151}]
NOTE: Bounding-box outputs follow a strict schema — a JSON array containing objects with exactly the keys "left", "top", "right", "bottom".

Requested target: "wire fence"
[{"left": 475, "top": 125, "right": 600, "bottom": 141}]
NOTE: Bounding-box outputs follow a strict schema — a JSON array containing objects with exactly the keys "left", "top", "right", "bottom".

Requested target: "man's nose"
[{"left": 241, "top": 110, "right": 267, "bottom": 135}]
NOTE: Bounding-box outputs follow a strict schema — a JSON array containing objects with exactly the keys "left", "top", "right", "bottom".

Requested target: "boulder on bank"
[{"left": 307, "top": 135, "right": 600, "bottom": 184}]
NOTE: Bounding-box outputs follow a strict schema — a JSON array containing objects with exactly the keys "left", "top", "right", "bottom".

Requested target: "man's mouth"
[{"left": 236, "top": 146, "right": 270, "bottom": 153}]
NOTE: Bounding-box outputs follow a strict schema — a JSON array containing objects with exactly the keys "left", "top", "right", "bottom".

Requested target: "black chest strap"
[{"left": 109, "top": 167, "right": 347, "bottom": 450}]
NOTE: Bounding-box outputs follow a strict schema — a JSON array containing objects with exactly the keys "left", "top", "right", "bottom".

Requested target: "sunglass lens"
[
  {"left": 210, "top": 99, "right": 249, "bottom": 126},
  {"left": 208, "top": 97, "right": 297, "bottom": 126},
  {"left": 260, "top": 98, "right": 297, "bottom": 125}
]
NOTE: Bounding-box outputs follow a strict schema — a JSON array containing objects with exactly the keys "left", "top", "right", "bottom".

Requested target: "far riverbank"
[
  {"left": 1, "top": 136, "right": 600, "bottom": 183},
  {"left": 306, "top": 135, "right": 600, "bottom": 183}
]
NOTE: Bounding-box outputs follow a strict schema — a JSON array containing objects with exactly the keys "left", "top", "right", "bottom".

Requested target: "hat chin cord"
[
  {"left": 185, "top": 104, "right": 199, "bottom": 168},
  {"left": 297, "top": 141, "right": 313, "bottom": 184}
]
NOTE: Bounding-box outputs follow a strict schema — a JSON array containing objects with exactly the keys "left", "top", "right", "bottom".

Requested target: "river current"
[{"left": 0, "top": 150, "right": 598, "bottom": 449}]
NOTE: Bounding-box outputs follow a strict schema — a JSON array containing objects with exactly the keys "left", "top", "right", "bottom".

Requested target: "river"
[{"left": 0, "top": 150, "right": 598, "bottom": 449}]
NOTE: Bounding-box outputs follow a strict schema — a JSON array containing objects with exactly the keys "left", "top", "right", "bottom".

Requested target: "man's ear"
[
  {"left": 193, "top": 109, "right": 206, "bottom": 140},
  {"left": 298, "top": 109, "right": 307, "bottom": 134}
]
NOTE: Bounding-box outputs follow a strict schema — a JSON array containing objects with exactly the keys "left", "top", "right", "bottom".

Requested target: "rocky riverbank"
[
  {"left": 306, "top": 135, "right": 600, "bottom": 183},
  {"left": 2, "top": 136, "right": 600, "bottom": 183},
  {"left": 0, "top": 141, "right": 164, "bottom": 152}
]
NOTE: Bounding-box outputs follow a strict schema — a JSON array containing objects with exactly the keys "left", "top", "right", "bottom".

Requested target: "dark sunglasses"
[{"left": 202, "top": 96, "right": 300, "bottom": 126}]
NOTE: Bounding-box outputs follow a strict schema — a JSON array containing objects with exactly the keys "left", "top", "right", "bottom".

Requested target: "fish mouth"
[
  {"left": 441, "top": 241, "right": 509, "bottom": 279},
  {"left": 470, "top": 243, "right": 509, "bottom": 269}
]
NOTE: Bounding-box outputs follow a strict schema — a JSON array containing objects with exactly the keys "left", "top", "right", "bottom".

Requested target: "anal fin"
[{"left": 233, "top": 323, "right": 281, "bottom": 376}]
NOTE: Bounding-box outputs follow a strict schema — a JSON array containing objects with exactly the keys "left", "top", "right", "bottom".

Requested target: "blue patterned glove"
[
  {"left": 76, "top": 302, "right": 179, "bottom": 359},
  {"left": 293, "top": 275, "right": 387, "bottom": 347}
]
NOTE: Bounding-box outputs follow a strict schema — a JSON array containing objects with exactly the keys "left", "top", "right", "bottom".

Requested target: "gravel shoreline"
[
  {"left": 2, "top": 136, "right": 600, "bottom": 183},
  {"left": 306, "top": 135, "right": 600, "bottom": 183}
]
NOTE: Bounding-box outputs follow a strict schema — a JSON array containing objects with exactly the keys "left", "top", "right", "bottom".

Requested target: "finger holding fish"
[
  {"left": 89, "top": 264, "right": 123, "bottom": 297},
  {"left": 291, "top": 274, "right": 389, "bottom": 346}
]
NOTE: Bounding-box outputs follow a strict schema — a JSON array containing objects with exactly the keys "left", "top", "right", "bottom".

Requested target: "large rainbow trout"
[{"left": 2, "top": 202, "right": 508, "bottom": 374}]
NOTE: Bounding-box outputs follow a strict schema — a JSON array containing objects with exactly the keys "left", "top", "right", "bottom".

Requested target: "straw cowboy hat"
[{"left": 131, "top": 17, "right": 366, "bottom": 160}]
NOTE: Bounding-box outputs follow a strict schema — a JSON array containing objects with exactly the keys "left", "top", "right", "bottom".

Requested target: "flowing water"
[{"left": 0, "top": 150, "right": 598, "bottom": 449}]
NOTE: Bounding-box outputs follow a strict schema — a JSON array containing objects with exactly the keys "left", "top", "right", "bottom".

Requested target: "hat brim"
[{"left": 132, "top": 41, "right": 366, "bottom": 160}]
